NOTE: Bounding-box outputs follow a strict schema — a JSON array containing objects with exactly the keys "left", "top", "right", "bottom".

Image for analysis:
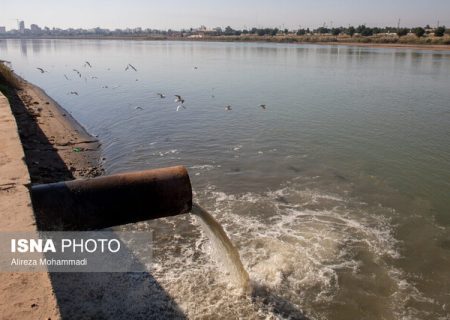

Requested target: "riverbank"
[
  {"left": 0, "top": 66, "right": 103, "bottom": 184},
  {"left": 2, "top": 34, "right": 450, "bottom": 51}
]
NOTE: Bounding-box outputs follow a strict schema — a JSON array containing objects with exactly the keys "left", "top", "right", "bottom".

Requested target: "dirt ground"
[{"left": 0, "top": 75, "right": 103, "bottom": 319}]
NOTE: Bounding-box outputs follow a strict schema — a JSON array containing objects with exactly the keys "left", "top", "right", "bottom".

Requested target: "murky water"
[{"left": 1, "top": 39, "right": 450, "bottom": 319}]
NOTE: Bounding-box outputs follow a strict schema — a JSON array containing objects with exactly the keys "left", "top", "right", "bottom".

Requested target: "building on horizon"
[
  {"left": 0, "top": 26, "right": 6, "bottom": 34},
  {"left": 19, "top": 20, "right": 25, "bottom": 34},
  {"left": 30, "top": 24, "right": 42, "bottom": 33}
]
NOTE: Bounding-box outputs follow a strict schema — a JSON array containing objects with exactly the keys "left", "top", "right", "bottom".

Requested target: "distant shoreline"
[{"left": 2, "top": 35, "right": 450, "bottom": 51}]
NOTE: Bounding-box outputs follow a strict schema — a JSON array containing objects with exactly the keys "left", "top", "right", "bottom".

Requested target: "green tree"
[
  {"left": 316, "top": 27, "right": 329, "bottom": 34},
  {"left": 296, "top": 29, "right": 306, "bottom": 36},
  {"left": 224, "top": 26, "right": 234, "bottom": 36},
  {"left": 412, "top": 27, "right": 425, "bottom": 37},
  {"left": 347, "top": 26, "right": 355, "bottom": 37},
  {"left": 331, "top": 28, "right": 341, "bottom": 36},
  {"left": 434, "top": 26, "right": 446, "bottom": 37},
  {"left": 257, "top": 29, "right": 265, "bottom": 36},
  {"left": 355, "top": 25, "right": 366, "bottom": 34},
  {"left": 361, "top": 28, "right": 373, "bottom": 36},
  {"left": 372, "top": 27, "right": 382, "bottom": 34},
  {"left": 396, "top": 28, "right": 409, "bottom": 37}
]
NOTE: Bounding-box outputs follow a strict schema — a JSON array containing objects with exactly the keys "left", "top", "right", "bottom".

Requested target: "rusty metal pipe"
[{"left": 31, "top": 166, "right": 192, "bottom": 230}]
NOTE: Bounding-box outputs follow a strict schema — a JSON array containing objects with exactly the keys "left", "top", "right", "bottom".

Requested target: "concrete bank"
[{"left": 0, "top": 92, "right": 60, "bottom": 319}]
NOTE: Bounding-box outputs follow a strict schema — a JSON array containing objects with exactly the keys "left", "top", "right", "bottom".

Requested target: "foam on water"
[{"left": 129, "top": 183, "right": 438, "bottom": 319}]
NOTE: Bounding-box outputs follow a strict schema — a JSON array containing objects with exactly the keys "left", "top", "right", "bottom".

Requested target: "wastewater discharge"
[{"left": 191, "top": 203, "right": 250, "bottom": 293}]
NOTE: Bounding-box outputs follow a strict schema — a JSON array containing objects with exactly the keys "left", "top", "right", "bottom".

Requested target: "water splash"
[{"left": 191, "top": 203, "right": 250, "bottom": 293}]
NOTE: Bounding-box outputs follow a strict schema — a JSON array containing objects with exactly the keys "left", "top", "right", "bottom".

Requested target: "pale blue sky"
[{"left": 1, "top": 0, "right": 449, "bottom": 31}]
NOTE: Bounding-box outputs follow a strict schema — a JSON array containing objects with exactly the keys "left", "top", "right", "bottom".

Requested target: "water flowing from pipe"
[{"left": 191, "top": 203, "right": 250, "bottom": 293}]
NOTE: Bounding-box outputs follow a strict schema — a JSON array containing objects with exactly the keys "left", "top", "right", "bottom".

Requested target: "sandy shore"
[
  {"left": 9, "top": 77, "right": 103, "bottom": 184},
  {"left": 317, "top": 41, "right": 450, "bottom": 51}
]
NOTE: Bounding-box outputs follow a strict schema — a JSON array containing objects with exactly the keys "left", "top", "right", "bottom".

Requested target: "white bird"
[
  {"left": 225, "top": 105, "right": 232, "bottom": 111},
  {"left": 176, "top": 105, "right": 186, "bottom": 111},
  {"left": 36, "top": 67, "right": 46, "bottom": 73}
]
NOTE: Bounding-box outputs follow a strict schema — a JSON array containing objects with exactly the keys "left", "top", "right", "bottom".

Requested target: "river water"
[{"left": 1, "top": 39, "right": 450, "bottom": 319}]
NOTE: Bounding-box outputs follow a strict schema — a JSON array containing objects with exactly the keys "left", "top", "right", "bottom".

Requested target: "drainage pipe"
[{"left": 31, "top": 166, "right": 192, "bottom": 230}]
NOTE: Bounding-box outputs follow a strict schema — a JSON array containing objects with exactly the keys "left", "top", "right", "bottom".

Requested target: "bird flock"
[{"left": 36, "top": 61, "right": 268, "bottom": 112}]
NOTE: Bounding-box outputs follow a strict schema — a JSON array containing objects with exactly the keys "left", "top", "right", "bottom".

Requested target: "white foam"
[
  {"left": 130, "top": 184, "right": 436, "bottom": 319},
  {"left": 189, "top": 164, "right": 216, "bottom": 171}
]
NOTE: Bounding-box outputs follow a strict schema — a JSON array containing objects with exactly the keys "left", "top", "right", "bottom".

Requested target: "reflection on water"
[{"left": 1, "top": 39, "right": 450, "bottom": 319}]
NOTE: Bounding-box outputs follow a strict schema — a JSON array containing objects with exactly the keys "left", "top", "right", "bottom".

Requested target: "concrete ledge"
[{"left": 0, "top": 92, "right": 60, "bottom": 319}]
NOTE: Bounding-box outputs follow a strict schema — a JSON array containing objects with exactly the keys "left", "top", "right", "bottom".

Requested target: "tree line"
[{"left": 217, "top": 25, "right": 448, "bottom": 38}]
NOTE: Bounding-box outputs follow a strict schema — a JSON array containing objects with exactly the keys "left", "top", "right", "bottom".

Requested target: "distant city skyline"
[{"left": 1, "top": 0, "right": 449, "bottom": 31}]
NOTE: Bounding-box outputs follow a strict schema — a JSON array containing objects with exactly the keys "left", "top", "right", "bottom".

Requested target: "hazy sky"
[{"left": 1, "top": 0, "right": 449, "bottom": 31}]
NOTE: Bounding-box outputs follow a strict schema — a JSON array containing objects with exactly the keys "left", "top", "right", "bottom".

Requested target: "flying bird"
[
  {"left": 135, "top": 106, "right": 143, "bottom": 110},
  {"left": 84, "top": 61, "right": 92, "bottom": 68},
  {"left": 73, "top": 69, "right": 81, "bottom": 77},
  {"left": 64, "top": 74, "right": 70, "bottom": 80},
  {"left": 176, "top": 105, "right": 186, "bottom": 112},
  {"left": 69, "top": 91, "right": 78, "bottom": 95},
  {"left": 36, "top": 67, "right": 46, "bottom": 73},
  {"left": 174, "top": 95, "right": 184, "bottom": 104},
  {"left": 225, "top": 105, "right": 232, "bottom": 111},
  {"left": 125, "top": 64, "right": 137, "bottom": 71},
  {"left": 157, "top": 93, "right": 166, "bottom": 98},
  {"left": 259, "top": 104, "right": 267, "bottom": 110}
]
